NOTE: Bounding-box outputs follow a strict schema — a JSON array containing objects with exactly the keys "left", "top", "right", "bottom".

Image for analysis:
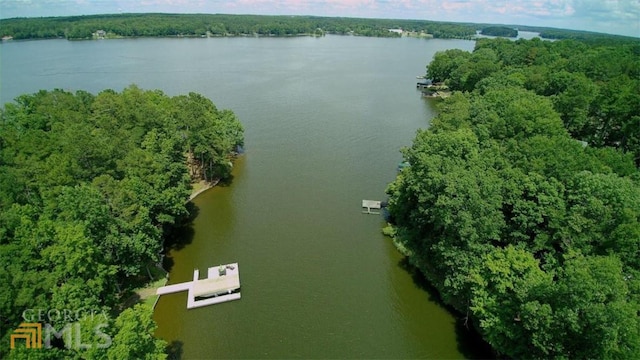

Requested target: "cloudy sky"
[{"left": 1, "top": 0, "right": 638, "bottom": 37}]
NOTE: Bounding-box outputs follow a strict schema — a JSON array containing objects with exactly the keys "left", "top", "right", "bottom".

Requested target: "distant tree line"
[
  {"left": 386, "top": 37, "right": 640, "bottom": 358},
  {"left": 480, "top": 26, "right": 517, "bottom": 37},
  {"left": 0, "top": 86, "right": 243, "bottom": 358},
  {"left": 0, "top": 14, "right": 632, "bottom": 44},
  {"left": 537, "top": 28, "right": 638, "bottom": 43},
  {"left": 2, "top": 14, "right": 635, "bottom": 42},
  {"left": 0, "top": 13, "right": 476, "bottom": 40}
]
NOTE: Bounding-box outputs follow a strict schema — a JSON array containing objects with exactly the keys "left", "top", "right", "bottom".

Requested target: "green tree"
[
  {"left": 448, "top": 48, "right": 501, "bottom": 91},
  {"left": 426, "top": 49, "right": 471, "bottom": 83},
  {"left": 107, "top": 305, "right": 167, "bottom": 360},
  {"left": 548, "top": 253, "right": 640, "bottom": 359},
  {"left": 545, "top": 70, "right": 598, "bottom": 137},
  {"left": 469, "top": 246, "right": 553, "bottom": 358},
  {"left": 562, "top": 171, "right": 640, "bottom": 268}
]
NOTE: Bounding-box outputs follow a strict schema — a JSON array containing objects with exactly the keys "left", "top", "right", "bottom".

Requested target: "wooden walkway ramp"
[{"left": 156, "top": 282, "right": 191, "bottom": 295}]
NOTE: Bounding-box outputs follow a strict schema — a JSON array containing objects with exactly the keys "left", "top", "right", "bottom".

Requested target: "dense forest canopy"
[
  {"left": 0, "top": 86, "right": 243, "bottom": 358},
  {"left": 387, "top": 37, "right": 640, "bottom": 358}
]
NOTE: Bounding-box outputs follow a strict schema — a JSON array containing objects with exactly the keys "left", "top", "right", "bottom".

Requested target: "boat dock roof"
[{"left": 192, "top": 271, "right": 240, "bottom": 298}]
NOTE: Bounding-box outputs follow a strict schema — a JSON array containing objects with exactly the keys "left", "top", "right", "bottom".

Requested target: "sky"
[{"left": 1, "top": 0, "right": 639, "bottom": 37}]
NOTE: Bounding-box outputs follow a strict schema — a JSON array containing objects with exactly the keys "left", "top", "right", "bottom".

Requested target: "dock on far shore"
[{"left": 156, "top": 263, "right": 241, "bottom": 309}]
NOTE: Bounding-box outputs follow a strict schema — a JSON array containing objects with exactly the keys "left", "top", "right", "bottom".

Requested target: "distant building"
[
  {"left": 388, "top": 28, "right": 403, "bottom": 35},
  {"left": 95, "top": 30, "right": 106, "bottom": 39}
]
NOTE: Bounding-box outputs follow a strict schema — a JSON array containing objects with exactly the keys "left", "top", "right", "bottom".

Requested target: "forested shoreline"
[
  {"left": 0, "top": 13, "right": 475, "bottom": 40},
  {"left": 0, "top": 13, "right": 636, "bottom": 42},
  {"left": 386, "top": 37, "right": 640, "bottom": 358},
  {"left": 0, "top": 86, "right": 243, "bottom": 358}
]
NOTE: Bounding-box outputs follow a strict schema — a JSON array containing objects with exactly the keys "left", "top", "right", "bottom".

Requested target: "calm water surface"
[{"left": 1, "top": 36, "right": 486, "bottom": 359}]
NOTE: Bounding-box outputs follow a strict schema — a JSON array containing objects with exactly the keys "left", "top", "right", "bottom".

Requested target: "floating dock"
[
  {"left": 362, "top": 200, "right": 381, "bottom": 214},
  {"left": 156, "top": 263, "right": 241, "bottom": 309}
]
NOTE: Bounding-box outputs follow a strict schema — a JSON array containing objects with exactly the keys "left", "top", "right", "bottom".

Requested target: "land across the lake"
[{"left": 1, "top": 13, "right": 636, "bottom": 43}]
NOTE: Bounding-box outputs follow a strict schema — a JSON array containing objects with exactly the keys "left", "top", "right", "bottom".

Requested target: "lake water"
[
  {"left": 474, "top": 30, "right": 543, "bottom": 40},
  {"left": 1, "top": 35, "right": 488, "bottom": 359}
]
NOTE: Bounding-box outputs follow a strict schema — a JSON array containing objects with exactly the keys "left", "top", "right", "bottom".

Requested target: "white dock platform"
[
  {"left": 156, "top": 263, "right": 241, "bottom": 309},
  {"left": 156, "top": 282, "right": 191, "bottom": 295},
  {"left": 362, "top": 200, "right": 381, "bottom": 214}
]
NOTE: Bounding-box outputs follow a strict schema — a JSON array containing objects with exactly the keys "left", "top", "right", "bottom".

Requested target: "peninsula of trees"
[
  {"left": 0, "top": 86, "right": 243, "bottom": 358},
  {"left": 480, "top": 26, "right": 517, "bottom": 37},
  {"left": 386, "top": 37, "right": 640, "bottom": 358}
]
